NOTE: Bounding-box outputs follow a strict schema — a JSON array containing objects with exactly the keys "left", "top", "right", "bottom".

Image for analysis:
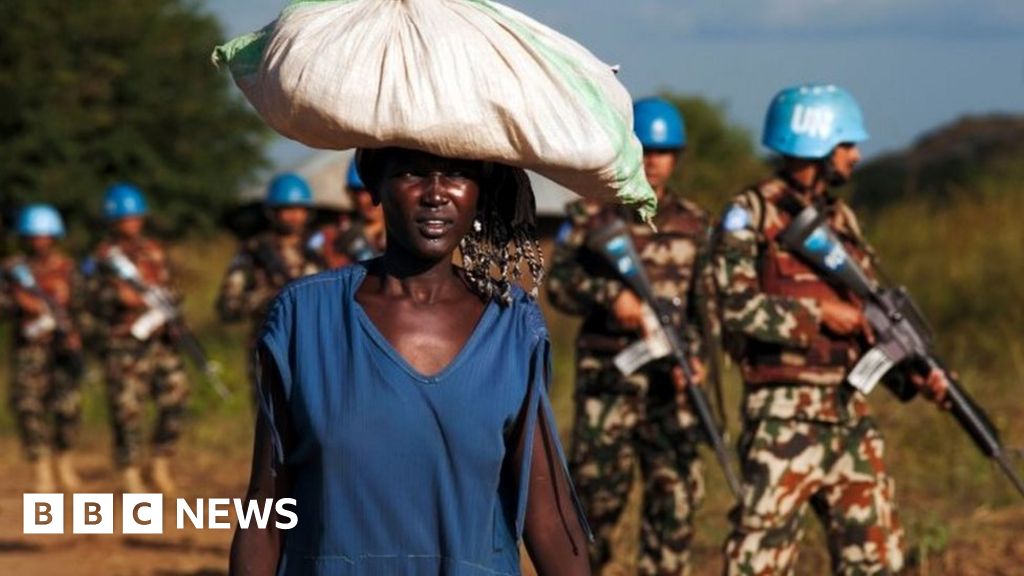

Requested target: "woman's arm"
[
  {"left": 230, "top": 352, "right": 293, "bottom": 576},
  {"left": 522, "top": 413, "right": 591, "bottom": 576}
]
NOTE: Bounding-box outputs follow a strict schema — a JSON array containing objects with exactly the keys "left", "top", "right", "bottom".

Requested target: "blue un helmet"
[
  {"left": 265, "top": 172, "right": 313, "bottom": 207},
  {"left": 762, "top": 84, "right": 868, "bottom": 159},
  {"left": 633, "top": 97, "right": 686, "bottom": 150},
  {"left": 17, "top": 204, "right": 66, "bottom": 237},
  {"left": 346, "top": 161, "right": 365, "bottom": 190},
  {"left": 103, "top": 183, "right": 148, "bottom": 220}
]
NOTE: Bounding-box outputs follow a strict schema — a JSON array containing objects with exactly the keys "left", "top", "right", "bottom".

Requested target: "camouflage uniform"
[
  {"left": 216, "top": 231, "right": 322, "bottom": 401},
  {"left": 90, "top": 237, "right": 190, "bottom": 467},
  {"left": 547, "top": 194, "right": 717, "bottom": 575},
  {"left": 1, "top": 252, "right": 84, "bottom": 461},
  {"left": 715, "top": 176, "right": 911, "bottom": 575}
]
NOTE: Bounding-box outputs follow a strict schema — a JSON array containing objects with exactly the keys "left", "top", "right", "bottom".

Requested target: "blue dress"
[{"left": 258, "top": 264, "right": 587, "bottom": 575}]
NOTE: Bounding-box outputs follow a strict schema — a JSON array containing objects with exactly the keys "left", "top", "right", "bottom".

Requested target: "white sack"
[{"left": 214, "top": 0, "right": 656, "bottom": 218}]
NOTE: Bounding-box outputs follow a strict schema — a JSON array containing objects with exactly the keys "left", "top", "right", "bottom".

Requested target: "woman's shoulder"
[
  {"left": 262, "top": 265, "right": 366, "bottom": 344},
  {"left": 279, "top": 264, "right": 362, "bottom": 299},
  {"left": 268, "top": 264, "right": 365, "bottom": 321},
  {"left": 497, "top": 284, "right": 548, "bottom": 343}
]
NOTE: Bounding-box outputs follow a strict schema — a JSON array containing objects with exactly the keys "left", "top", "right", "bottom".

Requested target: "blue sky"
[{"left": 206, "top": 0, "right": 1024, "bottom": 167}]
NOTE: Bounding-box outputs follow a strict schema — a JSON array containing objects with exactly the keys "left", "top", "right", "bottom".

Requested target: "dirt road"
[{"left": 3, "top": 432, "right": 1024, "bottom": 575}]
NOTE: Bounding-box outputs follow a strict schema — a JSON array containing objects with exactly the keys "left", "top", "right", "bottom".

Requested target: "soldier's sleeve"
[
  {"left": 87, "top": 257, "right": 121, "bottom": 325},
  {"left": 713, "top": 196, "right": 821, "bottom": 348},
  {"left": 156, "top": 244, "right": 186, "bottom": 305},
  {"left": 685, "top": 224, "right": 719, "bottom": 361},
  {"left": 67, "top": 263, "right": 89, "bottom": 338},
  {"left": 215, "top": 247, "right": 254, "bottom": 323},
  {"left": 545, "top": 205, "right": 625, "bottom": 316}
]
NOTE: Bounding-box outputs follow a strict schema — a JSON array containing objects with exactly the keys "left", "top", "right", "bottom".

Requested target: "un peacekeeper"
[
  {"left": 1, "top": 205, "right": 84, "bottom": 492},
  {"left": 715, "top": 84, "right": 950, "bottom": 575},
  {"left": 310, "top": 161, "right": 386, "bottom": 268},
  {"left": 216, "top": 173, "right": 323, "bottom": 402},
  {"left": 547, "top": 97, "right": 717, "bottom": 575},
  {"left": 89, "top": 183, "right": 191, "bottom": 494}
]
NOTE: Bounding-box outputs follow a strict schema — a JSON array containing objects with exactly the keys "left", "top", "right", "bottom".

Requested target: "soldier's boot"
[
  {"left": 122, "top": 466, "right": 148, "bottom": 494},
  {"left": 149, "top": 456, "right": 177, "bottom": 495},
  {"left": 34, "top": 456, "right": 56, "bottom": 493},
  {"left": 55, "top": 452, "right": 82, "bottom": 492}
]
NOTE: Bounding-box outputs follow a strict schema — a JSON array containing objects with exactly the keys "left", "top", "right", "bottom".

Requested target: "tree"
[
  {"left": 0, "top": 0, "right": 269, "bottom": 244},
  {"left": 852, "top": 114, "right": 1024, "bottom": 212},
  {"left": 663, "top": 94, "right": 768, "bottom": 212}
]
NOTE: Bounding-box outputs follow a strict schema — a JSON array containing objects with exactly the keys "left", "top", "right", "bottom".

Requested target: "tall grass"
[{"left": 861, "top": 161, "right": 1024, "bottom": 520}]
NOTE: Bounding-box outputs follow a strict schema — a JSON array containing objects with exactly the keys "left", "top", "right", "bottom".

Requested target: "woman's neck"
[{"left": 375, "top": 246, "right": 463, "bottom": 304}]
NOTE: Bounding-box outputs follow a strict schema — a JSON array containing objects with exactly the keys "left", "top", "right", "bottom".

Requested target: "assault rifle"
[
  {"left": 6, "top": 262, "right": 85, "bottom": 379},
  {"left": 104, "top": 247, "right": 231, "bottom": 400},
  {"left": 778, "top": 205, "right": 1024, "bottom": 497},
  {"left": 588, "top": 219, "right": 742, "bottom": 499}
]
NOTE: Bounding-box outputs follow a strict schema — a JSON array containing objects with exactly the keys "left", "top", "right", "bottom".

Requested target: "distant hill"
[{"left": 853, "top": 114, "right": 1024, "bottom": 210}]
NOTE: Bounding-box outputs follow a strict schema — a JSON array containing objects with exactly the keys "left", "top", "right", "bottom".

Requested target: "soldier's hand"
[
  {"left": 611, "top": 289, "right": 645, "bottom": 331},
  {"left": 671, "top": 358, "right": 706, "bottom": 391},
  {"left": 820, "top": 300, "right": 866, "bottom": 336},
  {"left": 14, "top": 290, "right": 47, "bottom": 315},
  {"left": 117, "top": 280, "right": 146, "bottom": 309},
  {"left": 911, "top": 368, "right": 952, "bottom": 409}
]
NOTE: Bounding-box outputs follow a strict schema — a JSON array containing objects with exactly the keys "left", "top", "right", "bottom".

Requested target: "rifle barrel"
[
  {"left": 666, "top": 328, "right": 742, "bottom": 499},
  {"left": 995, "top": 454, "right": 1024, "bottom": 498}
]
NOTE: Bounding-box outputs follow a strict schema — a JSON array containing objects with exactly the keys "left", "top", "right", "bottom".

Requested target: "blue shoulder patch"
[
  {"left": 80, "top": 256, "right": 97, "bottom": 278},
  {"left": 555, "top": 220, "right": 573, "bottom": 245},
  {"left": 722, "top": 204, "right": 751, "bottom": 232},
  {"left": 306, "top": 231, "right": 326, "bottom": 251}
]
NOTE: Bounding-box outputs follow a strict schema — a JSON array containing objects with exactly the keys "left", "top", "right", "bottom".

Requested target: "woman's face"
[{"left": 378, "top": 150, "right": 483, "bottom": 262}]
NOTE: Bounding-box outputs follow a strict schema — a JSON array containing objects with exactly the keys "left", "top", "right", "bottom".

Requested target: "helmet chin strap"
[
  {"left": 780, "top": 154, "right": 840, "bottom": 211},
  {"left": 820, "top": 152, "right": 849, "bottom": 188}
]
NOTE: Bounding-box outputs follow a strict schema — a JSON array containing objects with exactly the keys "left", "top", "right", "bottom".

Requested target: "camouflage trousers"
[
  {"left": 9, "top": 343, "right": 82, "bottom": 461},
  {"left": 724, "top": 416, "right": 904, "bottom": 576},
  {"left": 569, "top": 354, "right": 705, "bottom": 576},
  {"left": 103, "top": 337, "right": 190, "bottom": 467}
]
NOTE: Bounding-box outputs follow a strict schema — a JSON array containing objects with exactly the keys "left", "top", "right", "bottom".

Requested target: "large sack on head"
[{"left": 213, "top": 0, "right": 656, "bottom": 219}]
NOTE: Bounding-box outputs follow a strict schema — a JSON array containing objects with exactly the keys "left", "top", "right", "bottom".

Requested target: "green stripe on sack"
[
  {"left": 211, "top": 26, "right": 270, "bottom": 77},
  {"left": 467, "top": 0, "right": 656, "bottom": 220}
]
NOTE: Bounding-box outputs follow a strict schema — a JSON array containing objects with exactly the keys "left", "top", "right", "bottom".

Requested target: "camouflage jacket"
[
  {"left": 714, "top": 175, "right": 898, "bottom": 422},
  {"left": 547, "top": 193, "right": 718, "bottom": 361},
  {"left": 216, "top": 231, "right": 323, "bottom": 329},
  {"left": 0, "top": 251, "right": 84, "bottom": 346},
  {"left": 88, "top": 236, "right": 182, "bottom": 340}
]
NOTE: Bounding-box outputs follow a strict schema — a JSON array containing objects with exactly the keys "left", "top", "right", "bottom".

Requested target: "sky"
[{"left": 205, "top": 0, "right": 1024, "bottom": 168}]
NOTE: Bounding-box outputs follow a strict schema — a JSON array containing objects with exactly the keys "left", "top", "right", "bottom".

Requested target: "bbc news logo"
[{"left": 23, "top": 493, "right": 297, "bottom": 534}]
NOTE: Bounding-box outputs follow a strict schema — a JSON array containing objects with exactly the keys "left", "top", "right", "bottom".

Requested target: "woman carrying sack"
[
  {"left": 219, "top": 2, "right": 657, "bottom": 574},
  {"left": 230, "top": 148, "right": 591, "bottom": 574}
]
